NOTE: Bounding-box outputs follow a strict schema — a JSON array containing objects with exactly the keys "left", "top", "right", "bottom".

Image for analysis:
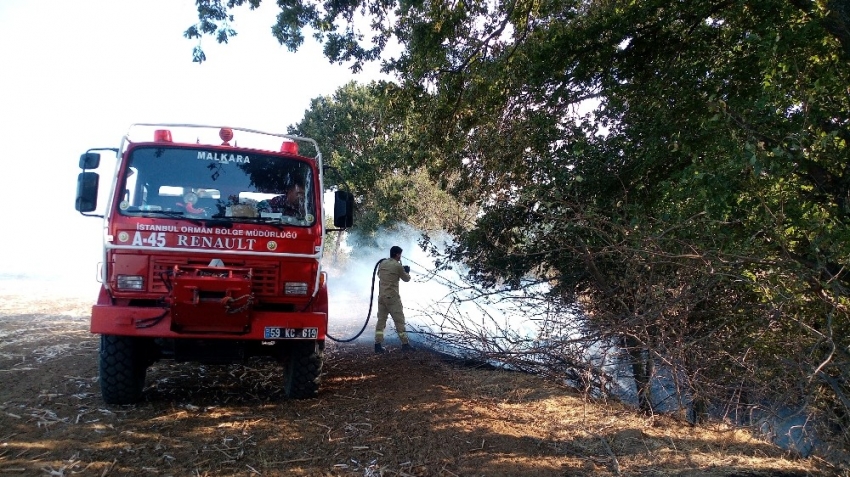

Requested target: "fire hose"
[
  {"left": 134, "top": 262, "right": 393, "bottom": 339},
  {"left": 325, "top": 258, "right": 385, "bottom": 343},
  {"left": 135, "top": 258, "right": 416, "bottom": 340}
]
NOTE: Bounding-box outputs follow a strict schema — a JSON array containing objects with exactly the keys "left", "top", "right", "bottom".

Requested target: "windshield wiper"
[
  {"left": 137, "top": 210, "right": 203, "bottom": 225},
  {"left": 209, "top": 214, "right": 288, "bottom": 229},
  {"left": 142, "top": 210, "right": 185, "bottom": 218}
]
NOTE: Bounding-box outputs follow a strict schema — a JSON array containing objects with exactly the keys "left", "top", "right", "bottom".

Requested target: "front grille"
[
  {"left": 151, "top": 258, "right": 279, "bottom": 296},
  {"left": 251, "top": 267, "right": 277, "bottom": 295}
]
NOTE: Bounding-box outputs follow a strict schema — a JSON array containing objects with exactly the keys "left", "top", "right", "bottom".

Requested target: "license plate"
[{"left": 264, "top": 327, "right": 318, "bottom": 339}]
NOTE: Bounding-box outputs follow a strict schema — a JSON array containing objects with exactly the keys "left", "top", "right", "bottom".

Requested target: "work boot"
[
  {"left": 401, "top": 343, "right": 414, "bottom": 353},
  {"left": 374, "top": 343, "right": 386, "bottom": 354}
]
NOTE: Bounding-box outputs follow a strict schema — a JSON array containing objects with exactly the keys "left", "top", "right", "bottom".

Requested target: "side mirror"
[
  {"left": 75, "top": 172, "right": 99, "bottom": 212},
  {"left": 79, "top": 152, "right": 101, "bottom": 169},
  {"left": 333, "top": 191, "right": 354, "bottom": 228}
]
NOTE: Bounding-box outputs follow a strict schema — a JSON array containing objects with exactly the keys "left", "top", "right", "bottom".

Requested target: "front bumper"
[{"left": 90, "top": 304, "right": 328, "bottom": 340}]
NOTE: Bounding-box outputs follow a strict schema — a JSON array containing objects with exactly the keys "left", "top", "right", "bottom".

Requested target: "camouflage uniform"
[{"left": 375, "top": 258, "right": 411, "bottom": 345}]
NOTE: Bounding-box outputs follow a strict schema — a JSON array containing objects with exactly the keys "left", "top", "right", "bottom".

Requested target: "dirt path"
[{"left": 0, "top": 292, "right": 828, "bottom": 476}]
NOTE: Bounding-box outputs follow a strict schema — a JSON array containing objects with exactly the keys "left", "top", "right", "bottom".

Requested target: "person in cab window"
[{"left": 267, "top": 178, "right": 305, "bottom": 218}]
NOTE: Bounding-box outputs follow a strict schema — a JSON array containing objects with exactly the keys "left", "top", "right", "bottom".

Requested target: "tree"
[
  {"left": 186, "top": 0, "right": 850, "bottom": 451},
  {"left": 289, "top": 81, "right": 474, "bottom": 247}
]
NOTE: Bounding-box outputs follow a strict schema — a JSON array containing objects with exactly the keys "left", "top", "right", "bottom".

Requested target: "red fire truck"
[{"left": 75, "top": 124, "right": 354, "bottom": 404}]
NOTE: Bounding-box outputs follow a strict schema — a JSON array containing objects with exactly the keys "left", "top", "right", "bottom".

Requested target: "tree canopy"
[
  {"left": 287, "top": 81, "right": 473, "bottom": 245},
  {"left": 189, "top": 0, "right": 849, "bottom": 453}
]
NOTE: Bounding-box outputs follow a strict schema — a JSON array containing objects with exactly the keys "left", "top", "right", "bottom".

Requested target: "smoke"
[
  {"left": 323, "top": 223, "right": 567, "bottom": 351},
  {"left": 323, "top": 224, "right": 625, "bottom": 404},
  {"left": 323, "top": 223, "right": 428, "bottom": 343}
]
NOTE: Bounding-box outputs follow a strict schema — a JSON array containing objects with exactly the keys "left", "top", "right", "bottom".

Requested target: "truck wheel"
[
  {"left": 99, "top": 334, "right": 148, "bottom": 404},
  {"left": 283, "top": 341, "right": 323, "bottom": 399}
]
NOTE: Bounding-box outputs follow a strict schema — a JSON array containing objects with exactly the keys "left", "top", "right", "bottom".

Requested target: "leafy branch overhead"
[{"left": 187, "top": 0, "right": 389, "bottom": 69}]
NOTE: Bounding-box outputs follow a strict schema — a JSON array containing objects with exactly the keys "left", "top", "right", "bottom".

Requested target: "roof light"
[
  {"left": 281, "top": 141, "right": 298, "bottom": 155},
  {"left": 219, "top": 128, "right": 234, "bottom": 145},
  {"left": 153, "top": 129, "right": 173, "bottom": 142}
]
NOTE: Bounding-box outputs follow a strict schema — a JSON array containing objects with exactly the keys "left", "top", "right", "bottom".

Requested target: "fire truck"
[{"left": 74, "top": 124, "right": 354, "bottom": 404}]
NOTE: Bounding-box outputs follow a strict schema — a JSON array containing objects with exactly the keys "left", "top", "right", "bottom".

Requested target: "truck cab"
[{"left": 75, "top": 124, "right": 354, "bottom": 404}]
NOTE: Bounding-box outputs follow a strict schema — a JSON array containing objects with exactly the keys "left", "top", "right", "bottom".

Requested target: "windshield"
[{"left": 116, "top": 146, "right": 316, "bottom": 226}]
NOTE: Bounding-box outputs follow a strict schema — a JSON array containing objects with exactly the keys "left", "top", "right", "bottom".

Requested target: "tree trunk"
[{"left": 625, "top": 336, "right": 653, "bottom": 413}]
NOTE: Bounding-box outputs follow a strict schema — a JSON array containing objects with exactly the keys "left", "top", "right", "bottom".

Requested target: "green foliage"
[
  {"left": 188, "top": 0, "right": 390, "bottom": 70},
  {"left": 290, "top": 82, "right": 473, "bottom": 247},
  {"left": 188, "top": 0, "right": 850, "bottom": 451},
  {"left": 185, "top": 0, "right": 261, "bottom": 62}
]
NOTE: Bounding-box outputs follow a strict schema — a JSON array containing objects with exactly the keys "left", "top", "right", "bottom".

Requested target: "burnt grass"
[{"left": 0, "top": 292, "right": 835, "bottom": 476}]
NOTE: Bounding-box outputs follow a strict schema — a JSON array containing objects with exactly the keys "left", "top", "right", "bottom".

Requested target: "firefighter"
[{"left": 374, "top": 245, "right": 413, "bottom": 353}]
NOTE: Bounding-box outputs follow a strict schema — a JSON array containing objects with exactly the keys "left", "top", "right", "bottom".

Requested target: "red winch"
[{"left": 169, "top": 264, "right": 254, "bottom": 333}]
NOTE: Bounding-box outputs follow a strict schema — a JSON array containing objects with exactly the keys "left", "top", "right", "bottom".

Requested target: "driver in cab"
[{"left": 266, "top": 178, "right": 306, "bottom": 219}]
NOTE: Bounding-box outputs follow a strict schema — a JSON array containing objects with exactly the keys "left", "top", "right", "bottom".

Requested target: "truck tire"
[
  {"left": 283, "top": 341, "right": 323, "bottom": 399},
  {"left": 99, "top": 334, "right": 148, "bottom": 404}
]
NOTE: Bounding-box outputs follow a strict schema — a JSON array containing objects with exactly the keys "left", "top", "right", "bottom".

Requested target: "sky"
[{"left": 0, "top": 0, "right": 390, "bottom": 291}]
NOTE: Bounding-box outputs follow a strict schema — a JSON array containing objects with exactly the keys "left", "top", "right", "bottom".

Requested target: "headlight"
[
  {"left": 284, "top": 282, "right": 308, "bottom": 295},
  {"left": 116, "top": 275, "right": 145, "bottom": 290}
]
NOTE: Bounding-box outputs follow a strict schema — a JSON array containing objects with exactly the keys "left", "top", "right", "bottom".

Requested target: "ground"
[{"left": 0, "top": 290, "right": 836, "bottom": 476}]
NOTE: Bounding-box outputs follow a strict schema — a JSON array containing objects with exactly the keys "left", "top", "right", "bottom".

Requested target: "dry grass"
[{"left": 0, "top": 291, "right": 839, "bottom": 476}]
